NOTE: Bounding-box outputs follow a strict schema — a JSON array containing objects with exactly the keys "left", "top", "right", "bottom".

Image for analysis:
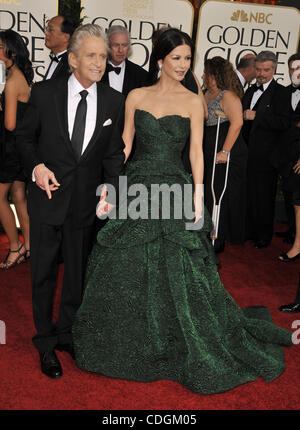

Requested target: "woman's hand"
[
  {"left": 215, "top": 151, "right": 228, "bottom": 164},
  {"left": 194, "top": 187, "right": 203, "bottom": 224}
]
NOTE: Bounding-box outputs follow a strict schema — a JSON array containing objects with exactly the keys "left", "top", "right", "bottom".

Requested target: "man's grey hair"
[
  {"left": 68, "top": 23, "right": 108, "bottom": 71},
  {"left": 107, "top": 25, "right": 132, "bottom": 58},
  {"left": 255, "top": 51, "right": 277, "bottom": 68}
]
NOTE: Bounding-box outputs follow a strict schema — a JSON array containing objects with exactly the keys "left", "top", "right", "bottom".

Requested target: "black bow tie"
[
  {"left": 49, "top": 53, "right": 63, "bottom": 63},
  {"left": 107, "top": 63, "right": 121, "bottom": 75},
  {"left": 291, "top": 86, "right": 300, "bottom": 93},
  {"left": 253, "top": 84, "right": 264, "bottom": 93}
]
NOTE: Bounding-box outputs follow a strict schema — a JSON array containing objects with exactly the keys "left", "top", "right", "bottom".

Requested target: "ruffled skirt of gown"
[{"left": 72, "top": 167, "right": 292, "bottom": 395}]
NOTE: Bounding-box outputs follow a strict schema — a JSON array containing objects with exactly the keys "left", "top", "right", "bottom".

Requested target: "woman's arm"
[
  {"left": 4, "top": 80, "right": 18, "bottom": 131},
  {"left": 189, "top": 96, "right": 204, "bottom": 223},
  {"left": 122, "top": 89, "right": 140, "bottom": 162},
  {"left": 217, "top": 90, "right": 243, "bottom": 164},
  {"left": 191, "top": 71, "right": 208, "bottom": 120}
]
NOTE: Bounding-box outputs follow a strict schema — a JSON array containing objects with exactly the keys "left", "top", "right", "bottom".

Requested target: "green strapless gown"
[{"left": 72, "top": 110, "right": 292, "bottom": 394}]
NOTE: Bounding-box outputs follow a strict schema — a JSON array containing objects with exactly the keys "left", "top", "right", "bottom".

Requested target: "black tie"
[
  {"left": 49, "top": 53, "right": 63, "bottom": 63},
  {"left": 253, "top": 84, "right": 264, "bottom": 92},
  {"left": 71, "top": 90, "right": 88, "bottom": 160},
  {"left": 291, "top": 86, "right": 300, "bottom": 93},
  {"left": 107, "top": 63, "right": 121, "bottom": 74}
]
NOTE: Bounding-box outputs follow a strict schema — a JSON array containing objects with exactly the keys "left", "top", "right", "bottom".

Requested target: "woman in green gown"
[{"left": 72, "top": 28, "right": 292, "bottom": 394}]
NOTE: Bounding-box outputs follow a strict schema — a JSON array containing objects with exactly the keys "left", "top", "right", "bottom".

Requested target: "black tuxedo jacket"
[
  {"left": 270, "top": 84, "right": 300, "bottom": 176},
  {"left": 16, "top": 76, "right": 125, "bottom": 228},
  {"left": 43, "top": 52, "right": 70, "bottom": 80},
  {"left": 242, "top": 79, "right": 291, "bottom": 166},
  {"left": 286, "top": 84, "right": 300, "bottom": 123},
  {"left": 101, "top": 58, "right": 149, "bottom": 98}
]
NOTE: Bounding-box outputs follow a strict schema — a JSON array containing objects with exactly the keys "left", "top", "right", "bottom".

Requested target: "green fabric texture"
[{"left": 72, "top": 110, "right": 292, "bottom": 394}]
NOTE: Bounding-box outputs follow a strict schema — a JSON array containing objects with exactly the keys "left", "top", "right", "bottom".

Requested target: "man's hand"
[
  {"left": 293, "top": 159, "right": 300, "bottom": 175},
  {"left": 243, "top": 109, "right": 256, "bottom": 121},
  {"left": 96, "top": 185, "right": 115, "bottom": 218},
  {"left": 34, "top": 163, "right": 60, "bottom": 199}
]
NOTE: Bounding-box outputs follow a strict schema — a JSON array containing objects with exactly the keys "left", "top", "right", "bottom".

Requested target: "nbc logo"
[{"left": 231, "top": 9, "right": 272, "bottom": 24}]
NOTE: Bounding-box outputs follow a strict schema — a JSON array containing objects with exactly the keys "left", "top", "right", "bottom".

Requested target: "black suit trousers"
[
  {"left": 246, "top": 161, "right": 278, "bottom": 242},
  {"left": 30, "top": 215, "right": 94, "bottom": 352}
]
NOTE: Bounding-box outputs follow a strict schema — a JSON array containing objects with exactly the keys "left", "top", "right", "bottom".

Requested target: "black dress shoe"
[
  {"left": 278, "top": 303, "right": 300, "bottom": 313},
  {"left": 39, "top": 350, "right": 63, "bottom": 379},
  {"left": 254, "top": 239, "right": 270, "bottom": 249},
  {"left": 56, "top": 343, "right": 76, "bottom": 360}
]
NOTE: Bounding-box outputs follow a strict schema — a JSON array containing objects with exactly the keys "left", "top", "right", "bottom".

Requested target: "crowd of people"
[{"left": 0, "top": 15, "right": 299, "bottom": 393}]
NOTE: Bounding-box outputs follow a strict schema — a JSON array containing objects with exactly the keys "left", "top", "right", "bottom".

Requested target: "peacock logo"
[{"left": 231, "top": 9, "right": 273, "bottom": 24}]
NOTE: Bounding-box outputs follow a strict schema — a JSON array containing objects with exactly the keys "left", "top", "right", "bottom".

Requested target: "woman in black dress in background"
[
  {"left": 202, "top": 57, "right": 248, "bottom": 252},
  {"left": 0, "top": 30, "right": 33, "bottom": 268}
]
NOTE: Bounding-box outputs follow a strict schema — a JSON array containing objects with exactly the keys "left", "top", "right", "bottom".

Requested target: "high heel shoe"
[
  {"left": 25, "top": 249, "right": 30, "bottom": 260},
  {"left": 0, "top": 243, "right": 26, "bottom": 269},
  {"left": 278, "top": 252, "right": 300, "bottom": 262}
]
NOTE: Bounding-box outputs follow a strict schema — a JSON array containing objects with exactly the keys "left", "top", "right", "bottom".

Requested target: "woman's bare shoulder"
[
  {"left": 126, "top": 86, "right": 152, "bottom": 106},
  {"left": 222, "top": 89, "right": 240, "bottom": 102}
]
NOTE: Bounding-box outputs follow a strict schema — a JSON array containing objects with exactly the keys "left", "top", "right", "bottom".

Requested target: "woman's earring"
[{"left": 157, "top": 64, "right": 162, "bottom": 79}]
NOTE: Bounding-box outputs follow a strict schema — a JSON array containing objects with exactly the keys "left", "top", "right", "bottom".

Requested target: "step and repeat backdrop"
[
  {"left": 194, "top": 0, "right": 300, "bottom": 85},
  {"left": 0, "top": 0, "right": 298, "bottom": 84},
  {"left": 0, "top": 0, "right": 57, "bottom": 81},
  {"left": 81, "top": 0, "right": 194, "bottom": 68}
]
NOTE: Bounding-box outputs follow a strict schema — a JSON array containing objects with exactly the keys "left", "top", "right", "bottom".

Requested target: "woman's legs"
[
  {"left": 285, "top": 205, "right": 300, "bottom": 258},
  {"left": 279, "top": 204, "right": 300, "bottom": 260},
  {"left": 0, "top": 181, "right": 25, "bottom": 267},
  {"left": 10, "top": 180, "right": 30, "bottom": 252}
]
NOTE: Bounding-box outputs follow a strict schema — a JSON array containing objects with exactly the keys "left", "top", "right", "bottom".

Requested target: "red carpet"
[{"left": 0, "top": 227, "right": 299, "bottom": 410}]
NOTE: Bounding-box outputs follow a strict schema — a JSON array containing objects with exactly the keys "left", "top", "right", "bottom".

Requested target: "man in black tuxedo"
[
  {"left": 236, "top": 53, "right": 256, "bottom": 93},
  {"left": 276, "top": 53, "right": 300, "bottom": 244},
  {"left": 16, "top": 24, "right": 125, "bottom": 379},
  {"left": 101, "top": 25, "right": 148, "bottom": 97},
  {"left": 43, "top": 15, "right": 76, "bottom": 80},
  {"left": 242, "top": 50, "right": 291, "bottom": 248}
]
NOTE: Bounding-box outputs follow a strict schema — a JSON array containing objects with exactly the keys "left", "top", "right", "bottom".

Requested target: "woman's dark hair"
[
  {"left": 148, "top": 28, "right": 193, "bottom": 85},
  {"left": 204, "top": 56, "right": 243, "bottom": 99},
  {"left": 0, "top": 29, "right": 34, "bottom": 85}
]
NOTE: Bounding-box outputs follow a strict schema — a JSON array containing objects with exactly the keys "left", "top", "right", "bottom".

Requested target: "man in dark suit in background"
[
  {"left": 101, "top": 25, "right": 148, "bottom": 97},
  {"left": 43, "top": 15, "right": 77, "bottom": 80},
  {"left": 276, "top": 53, "right": 300, "bottom": 244},
  {"left": 236, "top": 53, "right": 256, "bottom": 93},
  {"left": 242, "top": 50, "right": 291, "bottom": 248},
  {"left": 16, "top": 24, "right": 125, "bottom": 379}
]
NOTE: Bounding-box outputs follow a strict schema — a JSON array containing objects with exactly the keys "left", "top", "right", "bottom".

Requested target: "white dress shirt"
[
  {"left": 291, "top": 87, "right": 300, "bottom": 111},
  {"left": 68, "top": 73, "right": 97, "bottom": 154},
  {"left": 108, "top": 60, "right": 125, "bottom": 93},
  {"left": 45, "top": 50, "right": 67, "bottom": 80},
  {"left": 250, "top": 79, "right": 273, "bottom": 110},
  {"left": 32, "top": 74, "right": 97, "bottom": 181},
  {"left": 236, "top": 70, "right": 246, "bottom": 91}
]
